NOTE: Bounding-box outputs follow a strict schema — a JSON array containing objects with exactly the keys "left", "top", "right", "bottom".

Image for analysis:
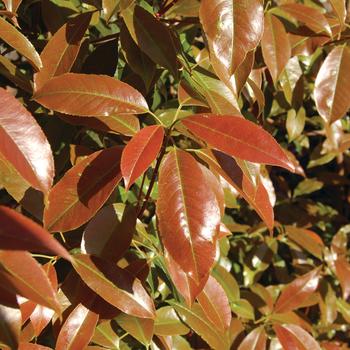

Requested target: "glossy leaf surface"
[
  {"left": 34, "top": 73, "right": 148, "bottom": 116},
  {"left": 183, "top": 114, "right": 294, "bottom": 171},
  {"left": 73, "top": 254, "right": 156, "bottom": 319},
  {"left": 238, "top": 326, "right": 267, "bottom": 350},
  {"left": 121, "top": 125, "right": 164, "bottom": 190},
  {"left": 56, "top": 303, "right": 98, "bottom": 350},
  {"left": 44, "top": 146, "right": 123, "bottom": 232},
  {"left": 314, "top": 46, "right": 350, "bottom": 124},
  {"left": 157, "top": 148, "right": 221, "bottom": 283},
  {"left": 0, "top": 88, "right": 54, "bottom": 193},
  {"left": 0, "top": 16, "right": 41, "bottom": 70}
]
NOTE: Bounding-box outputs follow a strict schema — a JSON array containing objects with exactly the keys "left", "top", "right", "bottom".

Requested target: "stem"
[
  {"left": 137, "top": 137, "right": 168, "bottom": 219},
  {"left": 136, "top": 172, "right": 147, "bottom": 211}
]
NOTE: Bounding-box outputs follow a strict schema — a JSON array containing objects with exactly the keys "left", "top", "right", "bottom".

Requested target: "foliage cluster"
[{"left": 0, "top": 0, "right": 350, "bottom": 349}]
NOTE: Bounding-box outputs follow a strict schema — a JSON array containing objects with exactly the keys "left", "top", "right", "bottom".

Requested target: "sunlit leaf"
[
  {"left": 34, "top": 73, "right": 149, "bottom": 116},
  {"left": 314, "top": 45, "right": 350, "bottom": 124},
  {"left": 157, "top": 148, "right": 221, "bottom": 283},
  {"left": 0, "top": 88, "right": 54, "bottom": 193},
  {"left": 121, "top": 125, "right": 164, "bottom": 190},
  {"left": 44, "top": 146, "right": 123, "bottom": 232},
  {"left": 56, "top": 303, "right": 98, "bottom": 350},
  {"left": 238, "top": 326, "right": 267, "bottom": 350},
  {"left": 154, "top": 306, "right": 189, "bottom": 336}
]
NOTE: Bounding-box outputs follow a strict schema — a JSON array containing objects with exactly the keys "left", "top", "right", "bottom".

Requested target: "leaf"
[
  {"left": 44, "top": 146, "right": 123, "bottom": 232},
  {"left": 285, "top": 226, "right": 324, "bottom": 259},
  {"left": 334, "top": 257, "right": 350, "bottom": 300},
  {"left": 0, "top": 206, "right": 70, "bottom": 260},
  {"left": 56, "top": 303, "right": 98, "bottom": 350},
  {"left": 314, "top": 45, "right": 350, "bottom": 124},
  {"left": 279, "top": 3, "right": 332, "bottom": 36},
  {"left": 238, "top": 326, "right": 267, "bottom": 350},
  {"left": 59, "top": 114, "right": 140, "bottom": 136},
  {"left": 183, "top": 114, "right": 294, "bottom": 171},
  {"left": 34, "top": 73, "right": 148, "bottom": 116},
  {"left": 274, "top": 267, "right": 321, "bottom": 313},
  {"left": 199, "top": 0, "right": 263, "bottom": 84},
  {"left": 121, "top": 125, "right": 164, "bottom": 190},
  {"left": 196, "top": 149, "right": 274, "bottom": 230},
  {"left": 211, "top": 265, "right": 240, "bottom": 303},
  {"left": 72, "top": 254, "right": 156, "bottom": 319},
  {"left": 231, "top": 299, "right": 255, "bottom": 320},
  {"left": 273, "top": 324, "right": 321, "bottom": 350},
  {"left": 0, "top": 16, "right": 41, "bottom": 70},
  {"left": 0, "top": 88, "right": 54, "bottom": 193},
  {"left": 154, "top": 306, "right": 189, "bottom": 336},
  {"left": 286, "top": 108, "right": 305, "bottom": 142},
  {"left": 178, "top": 80, "right": 208, "bottom": 107},
  {"left": 329, "top": 0, "right": 346, "bottom": 29},
  {"left": 91, "top": 320, "right": 120, "bottom": 349},
  {"left": 122, "top": 5, "right": 179, "bottom": 78},
  {"left": 0, "top": 251, "right": 61, "bottom": 314},
  {"left": 197, "top": 276, "right": 232, "bottom": 333},
  {"left": 117, "top": 313, "right": 154, "bottom": 346},
  {"left": 18, "top": 344, "right": 52, "bottom": 350},
  {"left": 102, "top": 0, "right": 119, "bottom": 22},
  {"left": 164, "top": 249, "right": 208, "bottom": 307},
  {"left": 2, "top": 0, "right": 22, "bottom": 13},
  {"left": 0, "top": 303, "right": 21, "bottom": 350},
  {"left": 261, "top": 13, "right": 291, "bottom": 83},
  {"left": 156, "top": 148, "right": 221, "bottom": 283},
  {"left": 81, "top": 204, "right": 136, "bottom": 263},
  {"left": 34, "top": 12, "right": 92, "bottom": 91},
  {"left": 170, "top": 302, "right": 229, "bottom": 350}
]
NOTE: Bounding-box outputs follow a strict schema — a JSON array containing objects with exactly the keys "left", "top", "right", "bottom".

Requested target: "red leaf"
[
  {"left": 0, "top": 88, "right": 54, "bottom": 193},
  {"left": 44, "top": 146, "right": 123, "bottom": 232},
  {"left": 314, "top": 46, "right": 350, "bottom": 124},
  {"left": 197, "top": 276, "right": 231, "bottom": 333},
  {"left": 0, "top": 16, "right": 41, "bottom": 70},
  {"left": 156, "top": 149, "right": 221, "bottom": 283},
  {"left": 183, "top": 114, "right": 294, "bottom": 171},
  {"left": 261, "top": 13, "right": 291, "bottom": 83},
  {"left": 18, "top": 344, "right": 52, "bottom": 350},
  {"left": 334, "top": 257, "right": 350, "bottom": 300},
  {"left": 199, "top": 0, "right": 263, "bottom": 84},
  {"left": 238, "top": 326, "right": 267, "bottom": 350},
  {"left": 164, "top": 249, "right": 208, "bottom": 307},
  {"left": 121, "top": 125, "right": 164, "bottom": 190},
  {"left": 0, "top": 251, "right": 61, "bottom": 314},
  {"left": 274, "top": 267, "right": 321, "bottom": 313},
  {"left": 56, "top": 303, "right": 98, "bottom": 350},
  {"left": 73, "top": 254, "right": 156, "bottom": 319},
  {"left": 274, "top": 324, "right": 321, "bottom": 350},
  {"left": 34, "top": 12, "right": 92, "bottom": 91},
  {"left": 34, "top": 73, "right": 149, "bottom": 116},
  {"left": 0, "top": 206, "right": 70, "bottom": 261}
]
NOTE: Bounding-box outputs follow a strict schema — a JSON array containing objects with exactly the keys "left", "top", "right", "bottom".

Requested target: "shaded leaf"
[
  {"left": 81, "top": 204, "right": 136, "bottom": 263},
  {"left": 0, "top": 251, "right": 61, "bottom": 313},
  {"left": 56, "top": 303, "right": 98, "bottom": 350},
  {"left": 0, "top": 206, "right": 70, "bottom": 260},
  {"left": 122, "top": 125, "right": 164, "bottom": 190},
  {"left": 238, "top": 326, "right": 267, "bottom": 350},
  {"left": 199, "top": 0, "right": 263, "bottom": 84},
  {"left": 34, "top": 12, "right": 92, "bottom": 91},
  {"left": 156, "top": 148, "right": 221, "bottom": 283},
  {"left": 34, "top": 73, "right": 148, "bottom": 116},
  {"left": 314, "top": 45, "right": 350, "bottom": 124},
  {"left": 334, "top": 257, "right": 350, "bottom": 300},
  {"left": 0, "top": 88, "right": 54, "bottom": 193},
  {"left": 197, "top": 275, "right": 231, "bottom": 333},
  {"left": 211, "top": 265, "right": 240, "bottom": 303},
  {"left": 154, "top": 306, "right": 189, "bottom": 336},
  {"left": 44, "top": 146, "right": 123, "bottom": 232},
  {"left": 261, "top": 13, "right": 291, "bottom": 83},
  {"left": 183, "top": 114, "right": 294, "bottom": 171},
  {"left": 73, "top": 254, "right": 156, "bottom": 319},
  {"left": 0, "top": 16, "right": 41, "bottom": 70},
  {"left": 117, "top": 313, "right": 154, "bottom": 346},
  {"left": 274, "top": 267, "right": 321, "bottom": 313}
]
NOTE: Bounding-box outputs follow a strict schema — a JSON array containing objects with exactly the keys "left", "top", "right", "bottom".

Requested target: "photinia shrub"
[{"left": 0, "top": 0, "right": 350, "bottom": 349}]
